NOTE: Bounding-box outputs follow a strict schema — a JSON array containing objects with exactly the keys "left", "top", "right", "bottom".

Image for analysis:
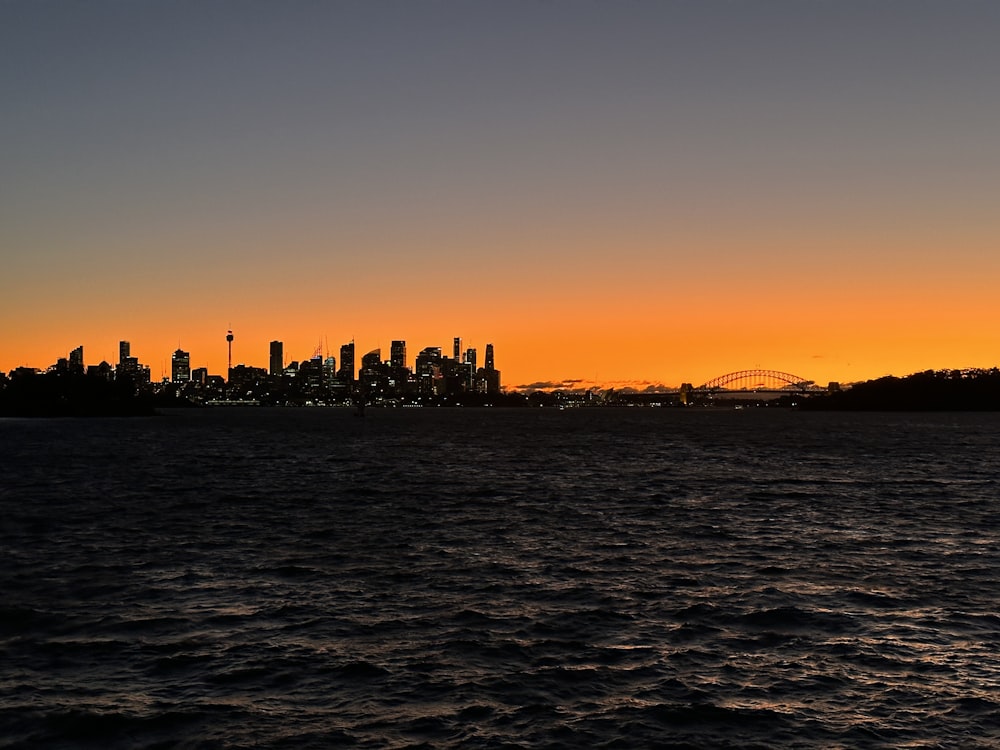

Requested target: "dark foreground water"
[{"left": 2, "top": 408, "right": 999, "bottom": 749}]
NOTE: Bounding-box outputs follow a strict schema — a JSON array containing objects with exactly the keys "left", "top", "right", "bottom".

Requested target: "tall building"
[
  {"left": 337, "top": 341, "right": 355, "bottom": 384},
  {"left": 415, "top": 346, "right": 443, "bottom": 395},
  {"left": 464, "top": 348, "right": 477, "bottom": 389},
  {"left": 453, "top": 337, "right": 462, "bottom": 361},
  {"left": 116, "top": 340, "right": 150, "bottom": 387},
  {"left": 416, "top": 346, "right": 442, "bottom": 372},
  {"left": 483, "top": 343, "right": 500, "bottom": 394},
  {"left": 359, "top": 348, "right": 384, "bottom": 392},
  {"left": 390, "top": 340, "right": 407, "bottom": 369},
  {"left": 269, "top": 340, "right": 283, "bottom": 376},
  {"left": 226, "top": 329, "right": 234, "bottom": 379},
  {"left": 361, "top": 348, "right": 382, "bottom": 371},
  {"left": 69, "top": 345, "right": 84, "bottom": 372},
  {"left": 171, "top": 349, "right": 191, "bottom": 383},
  {"left": 299, "top": 355, "right": 324, "bottom": 394},
  {"left": 117, "top": 340, "right": 141, "bottom": 381}
]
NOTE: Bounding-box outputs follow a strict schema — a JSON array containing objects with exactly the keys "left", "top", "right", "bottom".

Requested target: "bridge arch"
[{"left": 696, "top": 369, "right": 814, "bottom": 391}]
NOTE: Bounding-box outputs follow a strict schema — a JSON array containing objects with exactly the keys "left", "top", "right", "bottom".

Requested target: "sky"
[{"left": 3, "top": 1, "right": 999, "bottom": 390}]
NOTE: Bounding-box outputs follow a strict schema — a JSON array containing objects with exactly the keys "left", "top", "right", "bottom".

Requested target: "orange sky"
[
  {"left": 5, "top": 228, "right": 998, "bottom": 390},
  {"left": 3, "top": 4, "right": 999, "bottom": 389}
]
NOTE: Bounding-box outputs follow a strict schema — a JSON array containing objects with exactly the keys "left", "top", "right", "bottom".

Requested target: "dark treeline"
[
  {"left": 0, "top": 369, "right": 158, "bottom": 417},
  {"left": 7, "top": 366, "right": 1000, "bottom": 416},
  {"left": 800, "top": 369, "right": 1000, "bottom": 411},
  {"left": 0, "top": 368, "right": 537, "bottom": 416}
]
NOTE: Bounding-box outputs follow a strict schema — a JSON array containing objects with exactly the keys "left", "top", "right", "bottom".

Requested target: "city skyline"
[
  {"left": 14, "top": 330, "right": 503, "bottom": 389},
  {"left": 2, "top": 330, "right": 812, "bottom": 392},
  {"left": 3, "top": 3, "right": 1000, "bottom": 388},
  {"left": 9, "top": 321, "right": 1000, "bottom": 393}
]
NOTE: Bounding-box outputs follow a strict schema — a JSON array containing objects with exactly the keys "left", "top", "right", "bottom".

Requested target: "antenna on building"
[{"left": 226, "top": 326, "right": 234, "bottom": 379}]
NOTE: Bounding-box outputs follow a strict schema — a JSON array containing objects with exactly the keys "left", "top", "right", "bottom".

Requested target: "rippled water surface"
[{"left": 2, "top": 408, "right": 999, "bottom": 748}]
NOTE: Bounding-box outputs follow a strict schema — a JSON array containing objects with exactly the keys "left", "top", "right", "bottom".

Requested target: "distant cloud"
[
  {"left": 615, "top": 383, "right": 673, "bottom": 393},
  {"left": 513, "top": 377, "right": 604, "bottom": 391},
  {"left": 512, "top": 378, "right": 676, "bottom": 392},
  {"left": 515, "top": 381, "right": 566, "bottom": 390}
]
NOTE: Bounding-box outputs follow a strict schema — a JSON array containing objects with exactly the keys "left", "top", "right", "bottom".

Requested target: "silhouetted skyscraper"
[
  {"left": 269, "top": 340, "right": 283, "bottom": 376},
  {"left": 464, "top": 348, "right": 477, "bottom": 388},
  {"left": 171, "top": 349, "right": 191, "bottom": 383},
  {"left": 453, "top": 337, "right": 462, "bottom": 361},
  {"left": 115, "top": 340, "right": 148, "bottom": 387},
  {"left": 415, "top": 346, "right": 443, "bottom": 395},
  {"left": 117, "top": 340, "right": 141, "bottom": 381},
  {"left": 359, "top": 348, "right": 384, "bottom": 392},
  {"left": 390, "top": 340, "right": 407, "bottom": 369},
  {"left": 484, "top": 343, "right": 500, "bottom": 394},
  {"left": 69, "top": 346, "right": 84, "bottom": 372},
  {"left": 338, "top": 341, "right": 355, "bottom": 384}
]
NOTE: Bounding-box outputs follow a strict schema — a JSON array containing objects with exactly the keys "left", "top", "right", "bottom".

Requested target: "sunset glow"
[{"left": 3, "top": 3, "right": 999, "bottom": 389}]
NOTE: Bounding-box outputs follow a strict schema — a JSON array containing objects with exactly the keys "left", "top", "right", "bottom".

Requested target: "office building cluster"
[
  {"left": 18, "top": 335, "right": 501, "bottom": 406},
  {"left": 245, "top": 337, "right": 501, "bottom": 404}
]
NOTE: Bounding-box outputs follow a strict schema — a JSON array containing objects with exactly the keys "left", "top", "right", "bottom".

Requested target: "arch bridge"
[{"left": 695, "top": 369, "right": 819, "bottom": 393}]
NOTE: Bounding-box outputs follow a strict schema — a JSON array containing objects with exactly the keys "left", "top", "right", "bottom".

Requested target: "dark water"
[{"left": 2, "top": 408, "right": 999, "bottom": 749}]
